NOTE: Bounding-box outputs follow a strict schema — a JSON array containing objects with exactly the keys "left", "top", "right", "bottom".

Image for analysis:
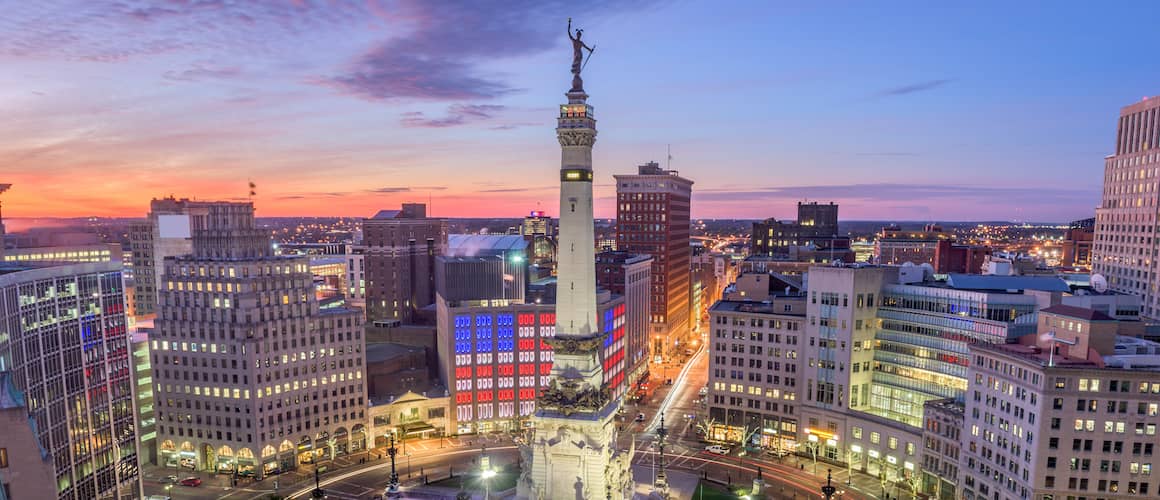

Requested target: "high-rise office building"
[
  {"left": 795, "top": 266, "right": 1063, "bottom": 480},
  {"left": 130, "top": 197, "right": 239, "bottom": 317},
  {"left": 363, "top": 204, "right": 447, "bottom": 323},
  {"left": 521, "top": 210, "right": 554, "bottom": 237},
  {"left": 1093, "top": 97, "right": 1160, "bottom": 318},
  {"left": 151, "top": 202, "right": 366, "bottom": 479},
  {"left": 706, "top": 296, "right": 807, "bottom": 452},
  {"left": 0, "top": 261, "right": 140, "bottom": 499},
  {"left": 960, "top": 306, "right": 1160, "bottom": 500},
  {"left": 595, "top": 250, "right": 652, "bottom": 381},
  {"left": 615, "top": 161, "right": 694, "bottom": 355}
]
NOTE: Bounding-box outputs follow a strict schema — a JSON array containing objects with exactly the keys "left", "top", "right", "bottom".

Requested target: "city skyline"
[{"left": 5, "top": 1, "right": 1160, "bottom": 221}]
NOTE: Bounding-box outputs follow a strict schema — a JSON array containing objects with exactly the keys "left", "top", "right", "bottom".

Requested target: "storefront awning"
[{"left": 400, "top": 422, "right": 436, "bottom": 436}]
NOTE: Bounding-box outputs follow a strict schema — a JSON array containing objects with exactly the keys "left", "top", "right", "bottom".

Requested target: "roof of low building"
[
  {"left": 448, "top": 234, "right": 529, "bottom": 255},
  {"left": 1041, "top": 304, "right": 1116, "bottom": 321},
  {"left": 946, "top": 274, "right": 1071, "bottom": 293}
]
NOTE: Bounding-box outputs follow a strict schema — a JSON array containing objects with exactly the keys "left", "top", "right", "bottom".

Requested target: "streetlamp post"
[
  {"left": 385, "top": 434, "right": 400, "bottom": 498},
  {"left": 654, "top": 412, "right": 669, "bottom": 498},
  {"left": 310, "top": 464, "right": 325, "bottom": 499},
  {"left": 821, "top": 469, "right": 837, "bottom": 500}
]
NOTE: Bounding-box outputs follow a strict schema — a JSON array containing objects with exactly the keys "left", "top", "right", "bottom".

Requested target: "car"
[
  {"left": 704, "top": 445, "right": 730, "bottom": 455},
  {"left": 634, "top": 413, "right": 645, "bottom": 422},
  {"left": 766, "top": 449, "right": 790, "bottom": 458},
  {"left": 160, "top": 475, "right": 178, "bottom": 484},
  {"left": 179, "top": 477, "right": 202, "bottom": 487}
]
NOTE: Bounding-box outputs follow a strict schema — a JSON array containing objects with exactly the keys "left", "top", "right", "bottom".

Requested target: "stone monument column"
[{"left": 517, "top": 20, "right": 631, "bottom": 500}]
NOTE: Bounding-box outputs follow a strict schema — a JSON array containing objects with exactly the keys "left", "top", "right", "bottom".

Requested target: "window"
[
  {"left": 870, "top": 432, "right": 880, "bottom": 444},
  {"left": 0, "top": 448, "right": 6, "bottom": 468}
]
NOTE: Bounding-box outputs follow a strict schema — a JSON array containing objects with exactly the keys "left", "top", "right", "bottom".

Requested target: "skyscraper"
[
  {"left": 362, "top": 203, "right": 447, "bottom": 323},
  {"left": 151, "top": 202, "right": 366, "bottom": 479},
  {"left": 130, "top": 197, "right": 223, "bottom": 317},
  {"left": 521, "top": 29, "right": 632, "bottom": 499},
  {"left": 0, "top": 261, "right": 140, "bottom": 499},
  {"left": 1093, "top": 96, "right": 1160, "bottom": 317},
  {"left": 615, "top": 161, "right": 694, "bottom": 356}
]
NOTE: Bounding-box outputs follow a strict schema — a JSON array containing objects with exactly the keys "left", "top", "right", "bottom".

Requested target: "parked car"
[
  {"left": 160, "top": 475, "right": 178, "bottom": 484},
  {"left": 704, "top": 445, "right": 730, "bottom": 455},
  {"left": 634, "top": 413, "right": 646, "bottom": 422},
  {"left": 179, "top": 477, "right": 202, "bottom": 487},
  {"left": 766, "top": 448, "right": 790, "bottom": 458}
]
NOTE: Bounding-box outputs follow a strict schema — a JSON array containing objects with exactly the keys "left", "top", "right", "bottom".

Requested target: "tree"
[{"left": 695, "top": 417, "right": 718, "bottom": 441}]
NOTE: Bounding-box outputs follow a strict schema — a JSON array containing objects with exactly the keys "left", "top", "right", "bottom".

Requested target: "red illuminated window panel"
[
  {"left": 476, "top": 366, "right": 493, "bottom": 377},
  {"left": 519, "top": 339, "right": 535, "bottom": 350},
  {"left": 519, "top": 388, "right": 535, "bottom": 400},
  {"left": 519, "top": 364, "right": 534, "bottom": 375},
  {"left": 477, "top": 391, "right": 494, "bottom": 402},
  {"left": 539, "top": 362, "right": 553, "bottom": 374},
  {"left": 456, "top": 367, "right": 471, "bottom": 379},
  {"left": 519, "top": 313, "right": 535, "bottom": 326},
  {"left": 500, "top": 365, "right": 514, "bottom": 376},
  {"left": 456, "top": 393, "right": 472, "bottom": 403},
  {"left": 539, "top": 313, "right": 555, "bottom": 325},
  {"left": 499, "top": 389, "right": 514, "bottom": 401},
  {"left": 540, "top": 341, "right": 552, "bottom": 350}
]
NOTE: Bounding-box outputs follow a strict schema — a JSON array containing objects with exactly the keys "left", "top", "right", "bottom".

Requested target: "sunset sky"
[{"left": 3, "top": 1, "right": 1159, "bottom": 222}]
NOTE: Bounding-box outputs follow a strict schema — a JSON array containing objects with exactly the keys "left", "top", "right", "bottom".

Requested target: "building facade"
[
  {"left": 1062, "top": 217, "right": 1095, "bottom": 269},
  {"left": 363, "top": 204, "right": 447, "bottom": 323},
  {"left": 615, "top": 161, "right": 694, "bottom": 355},
  {"left": 706, "top": 298, "right": 807, "bottom": 452},
  {"left": 151, "top": 202, "right": 366, "bottom": 479},
  {"left": 875, "top": 225, "right": 951, "bottom": 266},
  {"left": 750, "top": 201, "right": 842, "bottom": 258},
  {"left": 1093, "top": 96, "right": 1160, "bottom": 318},
  {"left": 436, "top": 295, "right": 626, "bottom": 436},
  {"left": 0, "top": 372, "right": 58, "bottom": 500},
  {"left": 0, "top": 262, "right": 140, "bottom": 499},
  {"left": 920, "top": 399, "right": 963, "bottom": 500},
  {"left": 2, "top": 243, "right": 121, "bottom": 265},
  {"left": 962, "top": 324, "right": 1160, "bottom": 500},
  {"left": 130, "top": 197, "right": 226, "bottom": 317},
  {"left": 344, "top": 245, "right": 366, "bottom": 311},
  {"left": 595, "top": 251, "right": 652, "bottom": 381}
]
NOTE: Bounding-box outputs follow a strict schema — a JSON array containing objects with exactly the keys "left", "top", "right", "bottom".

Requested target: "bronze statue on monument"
[{"left": 567, "top": 17, "right": 595, "bottom": 92}]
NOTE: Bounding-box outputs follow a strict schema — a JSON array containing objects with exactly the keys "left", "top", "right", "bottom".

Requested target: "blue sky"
[{"left": 1, "top": 0, "right": 1156, "bottom": 221}]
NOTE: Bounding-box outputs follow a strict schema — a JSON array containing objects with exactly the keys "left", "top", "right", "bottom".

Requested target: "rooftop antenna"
[
  {"left": 248, "top": 180, "right": 256, "bottom": 201},
  {"left": 666, "top": 144, "right": 672, "bottom": 171},
  {"left": 429, "top": 192, "right": 433, "bottom": 217},
  {"left": 0, "top": 183, "right": 11, "bottom": 248}
]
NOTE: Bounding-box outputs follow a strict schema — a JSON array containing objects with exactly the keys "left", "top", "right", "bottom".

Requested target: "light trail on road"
[
  {"left": 285, "top": 446, "right": 517, "bottom": 499},
  {"left": 643, "top": 343, "right": 705, "bottom": 435}
]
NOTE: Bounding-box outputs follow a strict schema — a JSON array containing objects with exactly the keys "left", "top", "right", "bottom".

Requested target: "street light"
[
  {"left": 482, "top": 468, "right": 497, "bottom": 500},
  {"left": 310, "top": 464, "right": 325, "bottom": 499},
  {"left": 385, "top": 434, "right": 400, "bottom": 498},
  {"left": 821, "top": 469, "right": 837, "bottom": 500}
]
